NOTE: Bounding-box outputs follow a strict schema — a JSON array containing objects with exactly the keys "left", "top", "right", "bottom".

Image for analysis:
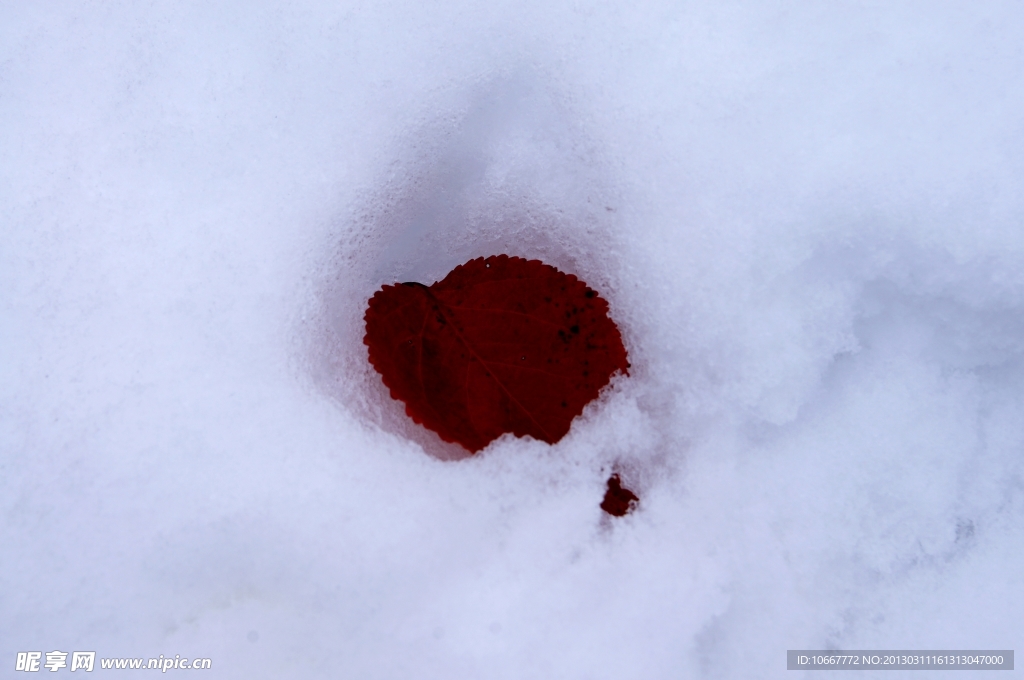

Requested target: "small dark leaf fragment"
[{"left": 600, "top": 474, "right": 638, "bottom": 517}]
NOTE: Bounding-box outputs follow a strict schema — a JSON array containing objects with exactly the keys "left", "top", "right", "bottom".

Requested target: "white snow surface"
[{"left": 3, "top": 2, "right": 1024, "bottom": 678}]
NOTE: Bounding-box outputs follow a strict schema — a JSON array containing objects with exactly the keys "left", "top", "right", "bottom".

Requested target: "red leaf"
[{"left": 364, "top": 255, "right": 629, "bottom": 452}]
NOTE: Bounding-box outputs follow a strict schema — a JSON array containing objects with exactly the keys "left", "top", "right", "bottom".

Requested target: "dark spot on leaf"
[{"left": 570, "top": 325, "right": 579, "bottom": 334}]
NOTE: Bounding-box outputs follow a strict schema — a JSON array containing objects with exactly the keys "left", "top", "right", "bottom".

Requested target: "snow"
[{"left": 3, "top": 2, "right": 1023, "bottom": 678}]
